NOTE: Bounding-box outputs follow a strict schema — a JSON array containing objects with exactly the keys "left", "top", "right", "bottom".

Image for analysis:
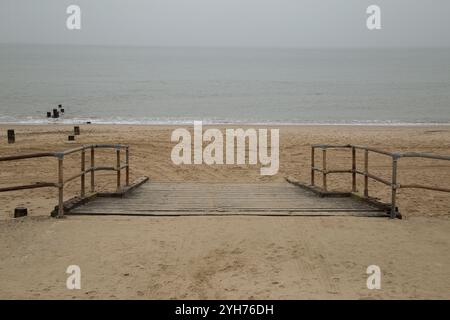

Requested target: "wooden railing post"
[
  {"left": 351, "top": 147, "right": 356, "bottom": 192},
  {"left": 311, "top": 147, "right": 315, "bottom": 186},
  {"left": 322, "top": 148, "right": 327, "bottom": 191},
  {"left": 90, "top": 146, "right": 95, "bottom": 193},
  {"left": 81, "top": 148, "right": 85, "bottom": 197},
  {"left": 57, "top": 155, "right": 64, "bottom": 217},
  {"left": 391, "top": 157, "right": 398, "bottom": 219},
  {"left": 364, "top": 149, "right": 369, "bottom": 197},
  {"left": 125, "top": 147, "right": 130, "bottom": 186},
  {"left": 116, "top": 148, "right": 121, "bottom": 191}
]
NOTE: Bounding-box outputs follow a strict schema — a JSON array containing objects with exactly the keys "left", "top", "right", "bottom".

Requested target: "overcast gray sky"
[{"left": 1, "top": 0, "right": 449, "bottom": 47}]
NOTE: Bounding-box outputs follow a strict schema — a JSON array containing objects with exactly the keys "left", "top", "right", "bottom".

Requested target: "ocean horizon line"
[{"left": 3, "top": 42, "right": 450, "bottom": 50}]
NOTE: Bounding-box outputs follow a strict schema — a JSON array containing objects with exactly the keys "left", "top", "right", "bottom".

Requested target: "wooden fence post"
[
  {"left": 116, "top": 148, "right": 121, "bottom": 190},
  {"left": 125, "top": 147, "right": 130, "bottom": 186},
  {"left": 7, "top": 129, "right": 15, "bottom": 144},
  {"left": 81, "top": 149, "right": 85, "bottom": 197},
  {"left": 8, "top": 129, "right": 16, "bottom": 143},
  {"left": 90, "top": 146, "right": 95, "bottom": 193},
  {"left": 311, "top": 147, "right": 315, "bottom": 186},
  {"left": 364, "top": 149, "right": 369, "bottom": 197},
  {"left": 322, "top": 148, "right": 327, "bottom": 191},
  {"left": 352, "top": 147, "right": 356, "bottom": 192},
  {"left": 57, "top": 156, "right": 64, "bottom": 217},
  {"left": 391, "top": 157, "right": 398, "bottom": 219}
]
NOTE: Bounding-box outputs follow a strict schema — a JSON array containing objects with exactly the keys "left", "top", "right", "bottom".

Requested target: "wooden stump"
[
  {"left": 7, "top": 129, "right": 15, "bottom": 144},
  {"left": 14, "top": 207, "right": 27, "bottom": 218}
]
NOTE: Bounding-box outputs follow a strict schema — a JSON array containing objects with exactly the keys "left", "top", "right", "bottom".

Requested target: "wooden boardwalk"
[{"left": 68, "top": 181, "right": 388, "bottom": 217}]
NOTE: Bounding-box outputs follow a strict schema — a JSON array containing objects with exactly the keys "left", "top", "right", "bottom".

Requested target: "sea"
[{"left": 1, "top": 44, "right": 449, "bottom": 125}]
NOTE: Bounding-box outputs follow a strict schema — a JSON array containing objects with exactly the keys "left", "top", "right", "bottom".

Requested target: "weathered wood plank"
[
  {"left": 67, "top": 210, "right": 387, "bottom": 217},
  {"left": 68, "top": 181, "right": 387, "bottom": 217}
]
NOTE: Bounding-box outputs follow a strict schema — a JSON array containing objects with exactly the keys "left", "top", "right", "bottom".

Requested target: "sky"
[{"left": 0, "top": 0, "right": 449, "bottom": 47}]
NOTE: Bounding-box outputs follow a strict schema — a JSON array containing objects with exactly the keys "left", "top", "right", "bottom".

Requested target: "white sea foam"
[{"left": 0, "top": 115, "right": 449, "bottom": 126}]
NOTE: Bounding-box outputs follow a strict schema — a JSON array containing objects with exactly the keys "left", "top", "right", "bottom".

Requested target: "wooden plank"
[
  {"left": 88, "top": 198, "right": 374, "bottom": 208},
  {"left": 68, "top": 210, "right": 387, "bottom": 217},
  {"left": 73, "top": 205, "right": 380, "bottom": 211},
  {"left": 68, "top": 181, "right": 386, "bottom": 217}
]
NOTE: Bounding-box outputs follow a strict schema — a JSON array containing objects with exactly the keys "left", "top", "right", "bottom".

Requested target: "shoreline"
[{"left": 2, "top": 121, "right": 450, "bottom": 127}]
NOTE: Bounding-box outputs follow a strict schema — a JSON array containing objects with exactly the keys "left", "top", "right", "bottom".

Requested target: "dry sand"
[{"left": 0, "top": 124, "right": 449, "bottom": 299}]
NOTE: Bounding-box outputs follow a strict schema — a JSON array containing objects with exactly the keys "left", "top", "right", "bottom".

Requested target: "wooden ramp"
[{"left": 68, "top": 182, "right": 388, "bottom": 217}]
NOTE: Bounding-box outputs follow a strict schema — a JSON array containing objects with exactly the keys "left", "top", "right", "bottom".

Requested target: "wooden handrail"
[
  {"left": 0, "top": 182, "right": 58, "bottom": 192},
  {"left": 310, "top": 144, "right": 450, "bottom": 218},
  {"left": 0, "top": 152, "right": 57, "bottom": 161},
  {"left": 0, "top": 144, "right": 130, "bottom": 218}
]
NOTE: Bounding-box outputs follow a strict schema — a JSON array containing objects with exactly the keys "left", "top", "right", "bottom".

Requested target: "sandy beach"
[{"left": 0, "top": 124, "right": 449, "bottom": 299}]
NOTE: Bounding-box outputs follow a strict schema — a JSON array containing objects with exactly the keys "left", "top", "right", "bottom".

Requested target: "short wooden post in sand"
[
  {"left": 322, "top": 148, "right": 327, "bottom": 191},
  {"left": 125, "top": 147, "right": 130, "bottom": 186},
  {"left": 57, "top": 155, "right": 64, "bottom": 217},
  {"left": 14, "top": 207, "right": 27, "bottom": 218},
  {"left": 364, "top": 150, "right": 369, "bottom": 197},
  {"left": 7, "top": 129, "right": 15, "bottom": 144},
  {"left": 351, "top": 147, "right": 356, "bottom": 192},
  {"left": 310, "top": 146, "right": 315, "bottom": 186},
  {"left": 90, "top": 146, "right": 95, "bottom": 193},
  {"left": 390, "top": 158, "right": 398, "bottom": 219},
  {"left": 116, "top": 148, "right": 121, "bottom": 191},
  {"left": 81, "top": 149, "right": 86, "bottom": 197}
]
